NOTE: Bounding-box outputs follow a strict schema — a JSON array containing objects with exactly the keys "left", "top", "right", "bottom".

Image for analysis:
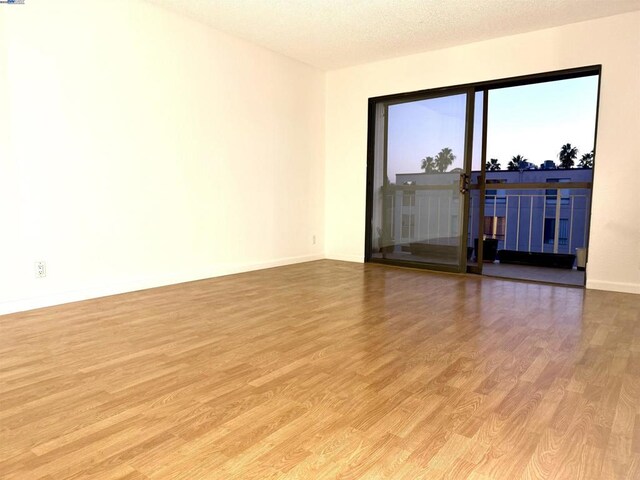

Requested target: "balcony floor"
[
  {"left": 481, "top": 262, "right": 585, "bottom": 287},
  {"left": 373, "top": 251, "right": 585, "bottom": 287}
]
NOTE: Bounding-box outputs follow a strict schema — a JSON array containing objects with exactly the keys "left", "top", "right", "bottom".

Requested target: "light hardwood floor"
[{"left": 1, "top": 260, "right": 639, "bottom": 479}]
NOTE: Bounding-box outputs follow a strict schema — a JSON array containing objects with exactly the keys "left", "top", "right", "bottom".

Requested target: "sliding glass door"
[
  {"left": 366, "top": 66, "right": 600, "bottom": 286},
  {"left": 366, "top": 89, "right": 475, "bottom": 273}
]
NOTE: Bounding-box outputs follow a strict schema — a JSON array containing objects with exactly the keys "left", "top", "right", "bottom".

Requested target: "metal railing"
[
  {"left": 377, "top": 187, "right": 591, "bottom": 257},
  {"left": 469, "top": 191, "right": 590, "bottom": 255}
]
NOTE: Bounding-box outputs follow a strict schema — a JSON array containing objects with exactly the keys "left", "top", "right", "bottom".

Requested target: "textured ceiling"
[{"left": 143, "top": 0, "right": 640, "bottom": 69}]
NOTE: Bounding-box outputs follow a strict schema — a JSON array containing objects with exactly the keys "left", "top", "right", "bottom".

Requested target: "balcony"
[{"left": 470, "top": 188, "right": 589, "bottom": 285}]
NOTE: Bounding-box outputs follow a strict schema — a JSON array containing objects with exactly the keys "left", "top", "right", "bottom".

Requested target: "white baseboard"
[
  {"left": 586, "top": 279, "right": 640, "bottom": 295},
  {"left": 325, "top": 253, "right": 364, "bottom": 263},
  {"left": 6, "top": 256, "right": 634, "bottom": 316},
  {"left": 0, "top": 253, "right": 325, "bottom": 316}
]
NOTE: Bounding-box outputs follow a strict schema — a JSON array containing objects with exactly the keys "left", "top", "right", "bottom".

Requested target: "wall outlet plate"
[{"left": 35, "top": 261, "right": 46, "bottom": 278}]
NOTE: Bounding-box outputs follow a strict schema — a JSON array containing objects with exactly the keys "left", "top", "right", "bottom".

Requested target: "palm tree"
[
  {"left": 507, "top": 155, "right": 527, "bottom": 171},
  {"left": 558, "top": 143, "right": 578, "bottom": 169},
  {"left": 578, "top": 150, "right": 594, "bottom": 168},
  {"left": 420, "top": 156, "right": 437, "bottom": 173},
  {"left": 434, "top": 147, "right": 456, "bottom": 173},
  {"left": 486, "top": 158, "right": 501, "bottom": 171}
]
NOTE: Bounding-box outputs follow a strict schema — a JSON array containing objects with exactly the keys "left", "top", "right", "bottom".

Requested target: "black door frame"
[
  {"left": 364, "top": 65, "right": 602, "bottom": 280},
  {"left": 366, "top": 87, "right": 475, "bottom": 274}
]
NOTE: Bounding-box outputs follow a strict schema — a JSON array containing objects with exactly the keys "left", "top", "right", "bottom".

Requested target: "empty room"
[{"left": 2, "top": 1, "right": 640, "bottom": 479}]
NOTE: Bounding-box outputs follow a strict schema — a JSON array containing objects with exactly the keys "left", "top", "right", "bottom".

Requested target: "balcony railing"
[
  {"left": 376, "top": 184, "right": 591, "bottom": 262},
  {"left": 469, "top": 190, "right": 591, "bottom": 255}
]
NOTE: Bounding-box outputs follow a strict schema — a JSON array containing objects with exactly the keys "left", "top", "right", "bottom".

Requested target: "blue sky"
[{"left": 386, "top": 76, "right": 599, "bottom": 178}]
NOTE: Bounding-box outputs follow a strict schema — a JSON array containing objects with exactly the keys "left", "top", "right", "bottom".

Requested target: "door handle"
[{"left": 459, "top": 173, "right": 470, "bottom": 194}]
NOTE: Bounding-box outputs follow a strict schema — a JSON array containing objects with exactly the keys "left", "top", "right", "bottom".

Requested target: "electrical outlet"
[
  {"left": 35, "top": 261, "right": 46, "bottom": 278},
  {"left": 312, "top": 235, "right": 316, "bottom": 245}
]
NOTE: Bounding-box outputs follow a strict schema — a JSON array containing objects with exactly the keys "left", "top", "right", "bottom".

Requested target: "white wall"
[
  {"left": 325, "top": 12, "right": 640, "bottom": 294},
  {"left": 0, "top": 0, "right": 325, "bottom": 314},
  {"left": 2, "top": 5, "right": 638, "bottom": 316}
]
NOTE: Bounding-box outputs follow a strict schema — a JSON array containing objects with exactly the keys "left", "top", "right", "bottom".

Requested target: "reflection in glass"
[{"left": 371, "top": 94, "right": 468, "bottom": 267}]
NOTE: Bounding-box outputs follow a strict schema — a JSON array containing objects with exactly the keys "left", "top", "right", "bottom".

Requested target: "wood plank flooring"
[{"left": 1, "top": 260, "right": 639, "bottom": 479}]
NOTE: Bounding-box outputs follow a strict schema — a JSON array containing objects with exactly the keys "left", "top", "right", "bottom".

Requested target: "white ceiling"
[{"left": 144, "top": 0, "right": 640, "bottom": 70}]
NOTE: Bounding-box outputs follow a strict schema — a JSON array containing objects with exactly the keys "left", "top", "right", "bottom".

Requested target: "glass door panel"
[{"left": 369, "top": 90, "right": 473, "bottom": 273}]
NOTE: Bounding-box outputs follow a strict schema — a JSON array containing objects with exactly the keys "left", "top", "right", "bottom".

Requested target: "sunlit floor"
[{"left": 0, "top": 260, "right": 638, "bottom": 479}]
